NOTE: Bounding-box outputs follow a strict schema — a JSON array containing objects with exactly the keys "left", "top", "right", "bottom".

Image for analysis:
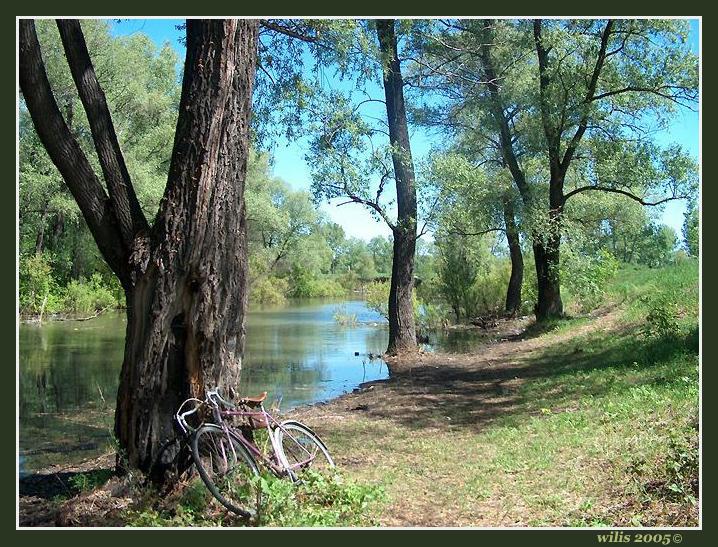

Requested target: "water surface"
[{"left": 19, "top": 299, "right": 388, "bottom": 474}]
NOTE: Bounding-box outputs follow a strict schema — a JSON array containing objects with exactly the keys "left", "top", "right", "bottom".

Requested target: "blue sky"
[{"left": 111, "top": 18, "right": 700, "bottom": 242}]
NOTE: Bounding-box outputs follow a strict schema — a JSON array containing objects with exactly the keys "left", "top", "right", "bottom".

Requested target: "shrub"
[
  {"left": 364, "top": 281, "right": 389, "bottom": 320},
  {"left": 289, "top": 266, "right": 346, "bottom": 298},
  {"left": 562, "top": 249, "right": 619, "bottom": 314},
  {"left": 642, "top": 292, "right": 682, "bottom": 339},
  {"left": 415, "top": 301, "right": 451, "bottom": 330},
  {"left": 63, "top": 273, "right": 119, "bottom": 314},
  {"left": 250, "top": 276, "right": 289, "bottom": 304},
  {"left": 19, "top": 253, "right": 63, "bottom": 316}
]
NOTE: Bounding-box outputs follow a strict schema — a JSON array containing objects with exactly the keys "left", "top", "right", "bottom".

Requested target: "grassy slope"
[{"left": 315, "top": 259, "right": 699, "bottom": 527}]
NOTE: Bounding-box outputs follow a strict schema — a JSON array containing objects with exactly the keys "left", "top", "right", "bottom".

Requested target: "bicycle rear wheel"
[
  {"left": 274, "top": 421, "right": 335, "bottom": 481},
  {"left": 191, "top": 424, "right": 260, "bottom": 519}
]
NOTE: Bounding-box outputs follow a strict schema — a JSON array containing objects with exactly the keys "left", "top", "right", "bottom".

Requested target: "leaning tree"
[{"left": 20, "top": 18, "right": 258, "bottom": 482}]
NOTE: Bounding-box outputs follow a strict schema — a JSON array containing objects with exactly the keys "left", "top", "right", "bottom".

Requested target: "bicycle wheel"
[
  {"left": 274, "top": 420, "right": 335, "bottom": 481},
  {"left": 191, "top": 424, "right": 260, "bottom": 518}
]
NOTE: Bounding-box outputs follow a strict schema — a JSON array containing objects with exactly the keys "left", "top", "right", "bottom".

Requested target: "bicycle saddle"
[{"left": 240, "top": 392, "right": 267, "bottom": 407}]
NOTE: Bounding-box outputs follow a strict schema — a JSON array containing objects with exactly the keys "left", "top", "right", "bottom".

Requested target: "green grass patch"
[{"left": 322, "top": 261, "right": 699, "bottom": 526}]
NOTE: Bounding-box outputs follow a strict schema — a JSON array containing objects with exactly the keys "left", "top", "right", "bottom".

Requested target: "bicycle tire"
[
  {"left": 274, "top": 420, "right": 335, "bottom": 481},
  {"left": 191, "top": 424, "right": 260, "bottom": 519}
]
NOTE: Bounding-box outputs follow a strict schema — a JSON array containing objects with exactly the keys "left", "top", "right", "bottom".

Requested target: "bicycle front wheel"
[
  {"left": 274, "top": 420, "right": 335, "bottom": 481},
  {"left": 191, "top": 424, "right": 260, "bottom": 519}
]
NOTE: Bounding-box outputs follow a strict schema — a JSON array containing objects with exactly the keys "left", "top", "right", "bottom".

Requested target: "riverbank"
[{"left": 18, "top": 262, "right": 699, "bottom": 527}]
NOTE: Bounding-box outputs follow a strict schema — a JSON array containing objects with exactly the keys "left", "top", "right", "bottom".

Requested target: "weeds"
[{"left": 123, "top": 469, "right": 385, "bottom": 527}]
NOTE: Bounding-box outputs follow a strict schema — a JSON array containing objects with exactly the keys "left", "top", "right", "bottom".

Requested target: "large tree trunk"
[
  {"left": 114, "top": 20, "right": 257, "bottom": 481},
  {"left": 502, "top": 198, "right": 523, "bottom": 317},
  {"left": 376, "top": 19, "right": 417, "bottom": 355},
  {"left": 20, "top": 18, "right": 258, "bottom": 484}
]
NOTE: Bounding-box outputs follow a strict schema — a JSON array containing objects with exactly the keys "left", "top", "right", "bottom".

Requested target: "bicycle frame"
[
  {"left": 175, "top": 393, "right": 320, "bottom": 478},
  {"left": 216, "top": 406, "right": 319, "bottom": 477}
]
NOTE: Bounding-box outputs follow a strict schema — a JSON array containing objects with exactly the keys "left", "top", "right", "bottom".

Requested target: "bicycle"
[{"left": 175, "top": 387, "right": 335, "bottom": 519}]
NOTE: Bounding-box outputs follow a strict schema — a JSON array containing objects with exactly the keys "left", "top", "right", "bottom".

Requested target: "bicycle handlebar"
[
  {"left": 206, "top": 387, "right": 236, "bottom": 409},
  {"left": 175, "top": 397, "right": 205, "bottom": 435}
]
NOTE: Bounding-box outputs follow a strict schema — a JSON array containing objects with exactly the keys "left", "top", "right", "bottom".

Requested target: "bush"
[
  {"left": 470, "top": 260, "right": 511, "bottom": 317},
  {"left": 250, "top": 276, "right": 289, "bottom": 304},
  {"left": 289, "top": 266, "right": 346, "bottom": 298},
  {"left": 364, "top": 281, "right": 389, "bottom": 320},
  {"left": 63, "top": 273, "right": 119, "bottom": 314},
  {"left": 19, "top": 253, "right": 62, "bottom": 316},
  {"left": 415, "top": 301, "right": 451, "bottom": 330},
  {"left": 642, "top": 292, "right": 682, "bottom": 339},
  {"left": 562, "top": 249, "right": 619, "bottom": 314}
]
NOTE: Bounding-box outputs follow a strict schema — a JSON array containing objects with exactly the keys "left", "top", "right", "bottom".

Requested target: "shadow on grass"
[
  {"left": 365, "top": 321, "right": 698, "bottom": 433},
  {"left": 20, "top": 468, "right": 115, "bottom": 499}
]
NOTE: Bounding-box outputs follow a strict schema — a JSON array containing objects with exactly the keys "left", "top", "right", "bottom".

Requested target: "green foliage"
[
  {"left": 125, "top": 470, "right": 385, "bottom": 528},
  {"left": 19, "top": 253, "right": 62, "bottom": 316},
  {"left": 659, "top": 420, "right": 699, "bottom": 504},
  {"left": 254, "top": 470, "right": 385, "bottom": 527},
  {"left": 682, "top": 201, "right": 699, "bottom": 257},
  {"left": 63, "top": 273, "right": 120, "bottom": 315},
  {"left": 561, "top": 249, "right": 620, "bottom": 314},
  {"left": 68, "top": 469, "right": 114, "bottom": 492},
  {"left": 364, "top": 281, "right": 389, "bottom": 320},
  {"left": 641, "top": 293, "right": 682, "bottom": 339},
  {"left": 435, "top": 235, "right": 509, "bottom": 321},
  {"left": 414, "top": 301, "right": 451, "bottom": 330},
  {"left": 250, "top": 276, "right": 289, "bottom": 305},
  {"left": 367, "top": 236, "right": 393, "bottom": 275},
  {"left": 288, "top": 266, "right": 345, "bottom": 298}
]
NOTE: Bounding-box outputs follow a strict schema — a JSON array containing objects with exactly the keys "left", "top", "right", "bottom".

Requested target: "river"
[{"left": 18, "top": 298, "right": 483, "bottom": 475}]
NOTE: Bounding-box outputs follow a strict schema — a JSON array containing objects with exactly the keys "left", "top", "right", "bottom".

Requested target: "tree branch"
[
  {"left": 19, "top": 19, "right": 128, "bottom": 280},
  {"left": 560, "top": 20, "right": 614, "bottom": 174},
  {"left": 563, "top": 185, "right": 685, "bottom": 206},
  {"left": 259, "top": 20, "right": 320, "bottom": 43},
  {"left": 445, "top": 226, "right": 505, "bottom": 237},
  {"left": 481, "top": 20, "right": 530, "bottom": 200},
  {"left": 533, "top": 19, "right": 560, "bottom": 173},
  {"left": 56, "top": 19, "right": 148, "bottom": 245},
  {"left": 591, "top": 85, "right": 697, "bottom": 109}
]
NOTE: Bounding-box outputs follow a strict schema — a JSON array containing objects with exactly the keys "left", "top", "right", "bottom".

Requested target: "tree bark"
[
  {"left": 376, "top": 19, "right": 417, "bottom": 355},
  {"left": 533, "top": 193, "right": 563, "bottom": 320},
  {"left": 502, "top": 197, "right": 523, "bottom": 317},
  {"left": 20, "top": 18, "right": 258, "bottom": 483},
  {"left": 114, "top": 19, "right": 257, "bottom": 481}
]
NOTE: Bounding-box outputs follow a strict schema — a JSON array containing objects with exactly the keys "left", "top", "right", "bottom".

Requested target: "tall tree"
[
  {"left": 414, "top": 18, "right": 698, "bottom": 319},
  {"left": 305, "top": 20, "right": 424, "bottom": 355},
  {"left": 19, "top": 19, "right": 258, "bottom": 482},
  {"left": 375, "top": 19, "right": 418, "bottom": 354}
]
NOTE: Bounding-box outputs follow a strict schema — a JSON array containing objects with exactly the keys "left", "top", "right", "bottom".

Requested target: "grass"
[
  {"left": 123, "top": 470, "right": 386, "bottom": 527},
  {"left": 34, "top": 259, "right": 699, "bottom": 527},
  {"left": 316, "top": 260, "right": 699, "bottom": 526}
]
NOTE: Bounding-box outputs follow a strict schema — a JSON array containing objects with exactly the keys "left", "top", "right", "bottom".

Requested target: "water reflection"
[
  {"left": 19, "top": 299, "right": 491, "bottom": 474},
  {"left": 19, "top": 299, "right": 389, "bottom": 473}
]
